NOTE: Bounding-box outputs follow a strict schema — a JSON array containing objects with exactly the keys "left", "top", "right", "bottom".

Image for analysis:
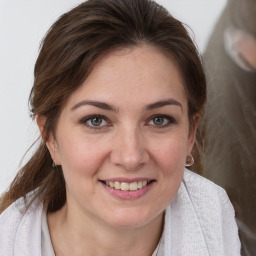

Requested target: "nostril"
[
  {"left": 110, "top": 149, "right": 149, "bottom": 170},
  {"left": 125, "top": 162, "right": 144, "bottom": 171}
]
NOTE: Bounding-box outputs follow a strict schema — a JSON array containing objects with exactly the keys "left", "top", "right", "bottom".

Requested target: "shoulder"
[
  {"left": 0, "top": 194, "right": 43, "bottom": 223},
  {"left": 162, "top": 170, "right": 240, "bottom": 255},
  {"left": 0, "top": 195, "right": 43, "bottom": 255},
  {"left": 180, "top": 169, "right": 241, "bottom": 254},
  {"left": 0, "top": 197, "right": 28, "bottom": 232},
  {"left": 181, "top": 169, "right": 235, "bottom": 225},
  {"left": 183, "top": 169, "right": 228, "bottom": 199}
]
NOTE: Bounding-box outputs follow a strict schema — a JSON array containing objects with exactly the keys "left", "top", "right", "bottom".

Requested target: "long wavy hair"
[{"left": 0, "top": 0, "right": 206, "bottom": 213}]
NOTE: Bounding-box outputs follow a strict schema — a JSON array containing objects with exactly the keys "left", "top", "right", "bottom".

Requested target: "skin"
[
  {"left": 225, "top": 27, "right": 256, "bottom": 72},
  {"left": 38, "top": 45, "right": 199, "bottom": 256}
]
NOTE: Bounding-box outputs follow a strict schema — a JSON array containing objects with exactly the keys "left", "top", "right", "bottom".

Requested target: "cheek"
[
  {"left": 150, "top": 134, "right": 188, "bottom": 173},
  {"left": 147, "top": 136, "right": 187, "bottom": 210},
  {"left": 56, "top": 134, "right": 109, "bottom": 178}
]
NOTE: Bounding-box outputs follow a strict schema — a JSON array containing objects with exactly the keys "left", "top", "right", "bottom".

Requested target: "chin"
[{"left": 103, "top": 208, "right": 162, "bottom": 229}]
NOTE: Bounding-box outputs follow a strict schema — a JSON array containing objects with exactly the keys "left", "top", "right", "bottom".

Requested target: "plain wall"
[{"left": 0, "top": 0, "right": 227, "bottom": 194}]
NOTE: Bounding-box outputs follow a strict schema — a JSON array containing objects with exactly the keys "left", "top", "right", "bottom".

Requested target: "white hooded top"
[{"left": 0, "top": 169, "right": 241, "bottom": 256}]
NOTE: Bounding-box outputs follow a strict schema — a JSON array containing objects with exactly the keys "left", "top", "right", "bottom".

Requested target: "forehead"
[{"left": 67, "top": 45, "right": 187, "bottom": 109}]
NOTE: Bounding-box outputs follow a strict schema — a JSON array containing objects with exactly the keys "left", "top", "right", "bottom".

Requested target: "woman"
[{"left": 0, "top": 0, "right": 240, "bottom": 255}]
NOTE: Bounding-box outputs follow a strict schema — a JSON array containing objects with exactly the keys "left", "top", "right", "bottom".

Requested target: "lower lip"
[{"left": 101, "top": 182, "right": 154, "bottom": 200}]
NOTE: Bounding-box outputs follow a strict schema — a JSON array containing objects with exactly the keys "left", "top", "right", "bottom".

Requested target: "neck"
[{"left": 48, "top": 203, "right": 164, "bottom": 256}]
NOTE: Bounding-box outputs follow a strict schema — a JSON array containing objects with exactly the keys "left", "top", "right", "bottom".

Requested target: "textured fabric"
[
  {"left": 0, "top": 169, "right": 241, "bottom": 256},
  {"left": 0, "top": 196, "right": 43, "bottom": 256},
  {"left": 164, "top": 170, "right": 241, "bottom": 255}
]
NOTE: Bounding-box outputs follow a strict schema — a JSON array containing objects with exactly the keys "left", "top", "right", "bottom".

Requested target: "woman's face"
[{"left": 46, "top": 45, "right": 198, "bottom": 228}]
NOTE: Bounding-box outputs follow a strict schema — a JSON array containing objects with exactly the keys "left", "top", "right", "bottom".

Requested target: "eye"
[
  {"left": 80, "top": 115, "right": 110, "bottom": 130},
  {"left": 90, "top": 116, "right": 104, "bottom": 126},
  {"left": 147, "top": 114, "right": 176, "bottom": 127},
  {"left": 152, "top": 116, "right": 167, "bottom": 126}
]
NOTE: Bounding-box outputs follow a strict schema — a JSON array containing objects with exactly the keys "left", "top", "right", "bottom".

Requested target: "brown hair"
[{"left": 0, "top": 0, "right": 206, "bottom": 213}]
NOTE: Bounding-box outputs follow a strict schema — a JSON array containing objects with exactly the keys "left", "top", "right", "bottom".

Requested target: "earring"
[
  {"left": 185, "top": 154, "right": 194, "bottom": 167},
  {"left": 52, "top": 160, "right": 56, "bottom": 168}
]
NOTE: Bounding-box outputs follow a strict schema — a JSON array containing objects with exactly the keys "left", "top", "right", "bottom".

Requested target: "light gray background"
[{"left": 0, "top": 0, "right": 226, "bottom": 194}]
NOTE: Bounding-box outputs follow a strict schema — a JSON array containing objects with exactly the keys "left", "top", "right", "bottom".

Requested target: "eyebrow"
[
  {"left": 71, "top": 100, "right": 119, "bottom": 112},
  {"left": 71, "top": 98, "right": 183, "bottom": 112},
  {"left": 145, "top": 98, "right": 183, "bottom": 111}
]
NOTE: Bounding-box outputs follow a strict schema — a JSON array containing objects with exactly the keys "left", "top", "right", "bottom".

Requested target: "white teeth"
[
  {"left": 137, "top": 181, "right": 143, "bottom": 189},
  {"left": 121, "top": 182, "right": 130, "bottom": 191},
  {"left": 105, "top": 180, "right": 150, "bottom": 191},
  {"left": 129, "top": 182, "right": 138, "bottom": 191},
  {"left": 114, "top": 181, "right": 121, "bottom": 190}
]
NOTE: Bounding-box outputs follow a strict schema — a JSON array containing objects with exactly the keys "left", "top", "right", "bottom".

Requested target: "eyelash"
[
  {"left": 79, "top": 114, "right": 177, "bottom": 130},
  {"left": 79, "top": 115, "right": 111, "bottom": 130},
  {"left": 146, "top": 114, "right": 177, "bottom": 128}
]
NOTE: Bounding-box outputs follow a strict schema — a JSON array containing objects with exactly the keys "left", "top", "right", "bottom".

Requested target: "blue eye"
[
  {"left": 80, "top": 115, "right": 109, "bottom": 129},
  {"left": 148, "top": 115, "right": 176, "bottom": 127}
]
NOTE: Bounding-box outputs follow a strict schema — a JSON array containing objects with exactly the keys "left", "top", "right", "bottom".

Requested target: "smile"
[
  {"left": 105, "top": 180, "right": 149, "bottom": 191},
  {"left": 100, "top": 179, "right": 156, "bottom": 199}
]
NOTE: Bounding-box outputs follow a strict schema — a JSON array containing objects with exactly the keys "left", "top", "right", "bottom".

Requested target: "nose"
[{"left": 110, "top": 127, "right": 149, "bottom": 171}]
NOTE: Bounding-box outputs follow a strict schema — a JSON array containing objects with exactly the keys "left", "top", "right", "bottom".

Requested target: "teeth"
[
  {"left": 114, "top": 181, "right": 120, "bottom": 190},
  {"left": 137, "top": 181, "right": 143, "bottom": 189},
  {"left": 105, "top": 180, "right": 150, "bottom": 191},
  {"left": 129, "top": 182, "right": 138, "bottom": 191},
  {"left": 121, "top": 182, "right": 130, "bottom": 191}
]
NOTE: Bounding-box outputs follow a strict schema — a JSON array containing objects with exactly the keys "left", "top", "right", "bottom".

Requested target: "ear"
[
  {"left": 36, "top": 115, "right": 47, "bottom": 141},
  {"left": 36, "top": 115, "right": 61, "bottom": 165},
  {"left": 187, "top": 113, "right": 200, "bottom": 154},
  {"left": 224, "top": 27, "right": 256, "bottom": 72}
]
